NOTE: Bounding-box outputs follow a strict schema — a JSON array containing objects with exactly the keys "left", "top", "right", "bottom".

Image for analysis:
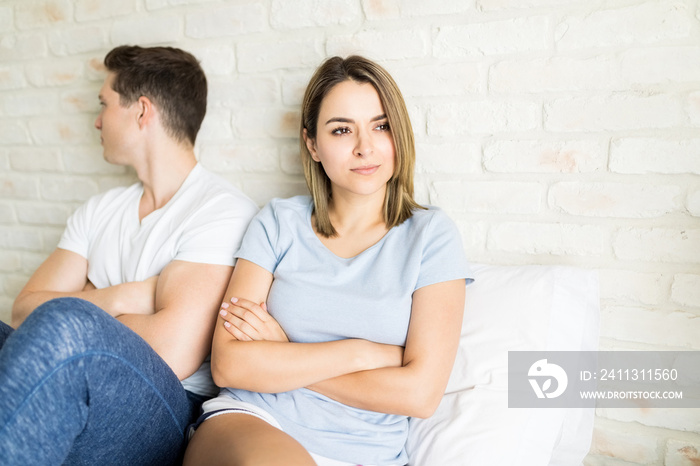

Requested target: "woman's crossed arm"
[
  {"left": 210, "top": 259, "right": 403, "bottom": 393},
  {"left": 212, "top": 259, "right": 465, "bottom": 418}
]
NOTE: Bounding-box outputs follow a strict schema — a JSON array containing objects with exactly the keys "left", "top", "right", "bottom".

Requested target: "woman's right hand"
[
  {"left": 217, "top": 297, "right": 401, "bottom": 370},
  {"left": 218, "top": 296, "right": 289, "bottom": 342}
]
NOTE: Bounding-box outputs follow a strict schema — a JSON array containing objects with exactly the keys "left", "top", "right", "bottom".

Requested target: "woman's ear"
[{"left": 303, "top": 128, "right": 320, "bottom": 162}]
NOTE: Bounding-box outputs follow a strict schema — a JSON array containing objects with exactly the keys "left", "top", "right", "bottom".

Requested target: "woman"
[{"left": 184, "top": 56, "right": 473, "bottom": 466}]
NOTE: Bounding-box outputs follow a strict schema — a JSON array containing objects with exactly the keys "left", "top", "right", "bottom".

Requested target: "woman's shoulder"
[
  {"left": 390, "top": 205, "right": 462, "bottom": 249},
  {"left": 405, "top": 204, "right": 454, "bottom": 230},
  {"left": 266, "top": 195, "right": 312, "bottom": 209},
  {"left": 263, "top": 195, "right": 311, "bottom": 214},
  {"left": 256, "top": 195, "right": 312, "bottom": 224}
]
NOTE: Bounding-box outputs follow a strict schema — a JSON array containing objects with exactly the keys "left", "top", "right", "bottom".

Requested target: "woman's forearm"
[
  {"left": 210, "top": 337, "right": 402, "bottom": 394},
  {"left": 306, "top": 360, "right": 449, "bottom": 419},
  {"left": 308, "top": 280, "right": 467, "bottom": 418}
]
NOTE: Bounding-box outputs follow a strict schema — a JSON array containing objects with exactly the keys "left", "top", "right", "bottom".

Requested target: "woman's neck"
[
  {"left": 316, "top": 189, "right": 390, "bottom": 259},
  {"left": 328, "top": 189, "right": 386, "bottom": 235}
]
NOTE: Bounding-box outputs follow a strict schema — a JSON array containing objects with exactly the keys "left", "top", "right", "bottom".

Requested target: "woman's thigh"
[{"left": 184, "top": 413, "right": 316, "bottom": 466}]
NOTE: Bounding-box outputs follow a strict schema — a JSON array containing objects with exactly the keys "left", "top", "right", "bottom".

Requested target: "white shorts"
[{"left": 191, "top": 393, "right": 375, "bottom": 466}]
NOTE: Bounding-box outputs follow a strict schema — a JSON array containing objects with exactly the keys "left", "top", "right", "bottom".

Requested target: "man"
[{"left": 0, "top": 45, "right": 258, "bottom": 465}]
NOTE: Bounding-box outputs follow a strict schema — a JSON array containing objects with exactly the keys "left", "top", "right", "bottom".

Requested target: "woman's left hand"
[{"left": 218, "top": 297, "right": 289, "bottom": 342}]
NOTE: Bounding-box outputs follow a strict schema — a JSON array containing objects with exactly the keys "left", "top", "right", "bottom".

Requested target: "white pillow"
[{"left": 406, "top": 264, "right": 600, "bottom": 466}]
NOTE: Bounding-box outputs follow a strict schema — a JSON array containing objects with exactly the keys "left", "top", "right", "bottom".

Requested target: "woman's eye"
[
  {"left": 376, "top": 123, "right": 390, "bottom": 131},
  {"left": 332, "top": 127, "right": 351, "bottom": 135}
]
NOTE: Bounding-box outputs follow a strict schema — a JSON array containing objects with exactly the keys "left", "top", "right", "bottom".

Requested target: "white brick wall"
[
  {"left": 549, "top": 182, "right": 682, "bottom": 218},
  {"left": 611, "top": 138, "right": 700, "bottom": 175},
  {"left": 0, "top": 0, "right": 698, "bottom": 463}
]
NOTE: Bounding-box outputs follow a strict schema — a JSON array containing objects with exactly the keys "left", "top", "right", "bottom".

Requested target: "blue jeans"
[{"left": 0, "top": 298, "right": 203, "bottom": 465}]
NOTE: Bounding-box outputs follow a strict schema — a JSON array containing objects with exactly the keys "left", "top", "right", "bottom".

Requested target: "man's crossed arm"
[{"left": 12, "top": 248, "right": 232, "bottom": 380}]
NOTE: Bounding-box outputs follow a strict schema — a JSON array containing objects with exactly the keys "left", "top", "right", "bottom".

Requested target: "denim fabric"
[
  {"left": 0, "top": 298, "right": 201, "bottom": 466},
  {"left": 0, "top": 319, "right": 13, "bottom": 351}
]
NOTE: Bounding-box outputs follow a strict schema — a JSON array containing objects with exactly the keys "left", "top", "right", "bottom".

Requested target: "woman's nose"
[{"left": 353, "top": 130, "right": 373, "bottom": 157}]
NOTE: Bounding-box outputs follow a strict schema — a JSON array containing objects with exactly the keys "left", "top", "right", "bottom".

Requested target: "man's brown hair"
[{"left": 104, "top": 45, "right": 207, "bottom": 147}]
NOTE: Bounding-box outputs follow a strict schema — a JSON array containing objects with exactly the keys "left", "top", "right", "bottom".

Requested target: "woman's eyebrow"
[
  {"left": 325, "top": 114, "right": 387, "bottom": 125},
  {"left": 326, "top": 117, "right": 353, "bottom": 125}
]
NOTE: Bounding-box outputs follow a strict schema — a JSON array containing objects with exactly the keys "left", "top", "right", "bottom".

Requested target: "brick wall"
[{"left": 1, "top": 0, "right": 699, "bottom": 463}]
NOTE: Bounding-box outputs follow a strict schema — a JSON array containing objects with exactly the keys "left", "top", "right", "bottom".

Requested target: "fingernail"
[
  {"left": 224, "top": 321, "right": 231, "bottom": 328},
  {"left": 221, "top": 302, "right": 229, "bottom": 309},
  {"left": 230, "top": 297, "right": 239, "bottom": 303},
  {"left": 220, "top": 310, "right": 227, "bottom": 317}
]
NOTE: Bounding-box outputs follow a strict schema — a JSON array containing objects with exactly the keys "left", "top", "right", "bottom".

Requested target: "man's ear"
[
  {"left": 302, "top": 128, "right": 320, "bottom": 162},
  {"left": 136, "top": 96, "right": 155, "bottom": 129}
]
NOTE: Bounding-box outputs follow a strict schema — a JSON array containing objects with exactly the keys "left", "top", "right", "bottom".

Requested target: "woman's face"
[{"left": 305, "top": 80, "right": 396, "bottom": 202}]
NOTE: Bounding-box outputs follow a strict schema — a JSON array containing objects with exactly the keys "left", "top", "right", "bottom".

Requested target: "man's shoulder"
[
  {"left": 76, "top": 182, "right": 142, "bottom": 216},
  {"left": 176, "top": 165, "right": 259, "bottom": 224},
  {"left": 192, "top": 166, "right": 257, "bottom": 207}
]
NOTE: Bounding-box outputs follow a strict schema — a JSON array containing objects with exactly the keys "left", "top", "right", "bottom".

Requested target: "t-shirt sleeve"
[
  {"left": 415, "top": 209, "right": 474, "bottom": 291},
  {"left": 56, "top": 199, "right": 92, "bottom": 259},
  {"left": 233, "top": 200, "right": 281, "bottom": 274},
  {"left": 174, "top": 194, "right": 259, "bottom": 267}
]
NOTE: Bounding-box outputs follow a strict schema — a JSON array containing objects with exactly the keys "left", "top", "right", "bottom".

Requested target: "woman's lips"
[{"left": 351, "top": 165, "right": 379, "bottom": 175}]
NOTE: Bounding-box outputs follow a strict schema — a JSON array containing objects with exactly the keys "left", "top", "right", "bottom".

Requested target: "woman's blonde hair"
[{"left": 300, "top": 55, "right": 423, "bottom": 237}]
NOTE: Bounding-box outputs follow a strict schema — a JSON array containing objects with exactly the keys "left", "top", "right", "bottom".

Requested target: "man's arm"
[
  {"left": 117, "top": 260, "right": 233, "bottom": 381},
  {"left": 11, "top": 248, "right": 156, "bottom": 327},
  {"left": 13, "top": 248, "right": 230, "bottom": 379}
]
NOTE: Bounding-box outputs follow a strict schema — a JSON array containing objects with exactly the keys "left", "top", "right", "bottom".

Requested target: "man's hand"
[
  {"left": 80, "top": 276, "right": 158, "bottom": 316},
  {"left": 12, "top": 246, "right": 162, "bottom": 327},
  {"left": 218, "top": 297, "right": 288, "bottom": 342},
  {"left": 117, "top": 261, "right": 233, "bottom": 380},
  {"left": 112, "top": 276, "right": 159, "bottom": 316}
]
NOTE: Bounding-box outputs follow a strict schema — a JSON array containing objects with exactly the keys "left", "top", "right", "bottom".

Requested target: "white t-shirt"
[{"left": 57, "top": 163, "right": 258, "bottom": 396}]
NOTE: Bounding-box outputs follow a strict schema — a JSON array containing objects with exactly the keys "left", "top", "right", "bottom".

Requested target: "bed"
[{"left": 406, "top": 263, "right": 600, "bottom": 465}]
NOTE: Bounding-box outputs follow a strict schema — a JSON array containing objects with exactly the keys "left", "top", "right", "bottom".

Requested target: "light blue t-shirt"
[{"left": 226, "top": 195, "right": 472, "bottom": 465}]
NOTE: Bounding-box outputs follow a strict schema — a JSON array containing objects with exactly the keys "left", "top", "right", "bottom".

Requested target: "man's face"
[{"left": 95, "top": 73, "right": 139, "bottom": 165}]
